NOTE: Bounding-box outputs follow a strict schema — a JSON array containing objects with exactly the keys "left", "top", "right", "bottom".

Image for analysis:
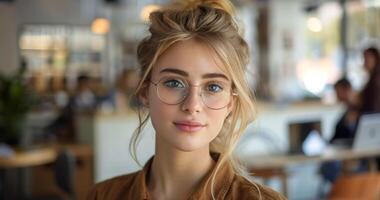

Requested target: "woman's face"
[
  {"left": 364, "top": 52, "right": 376, "bottom": 73},
  {"left": 143, "top": 39, "right": 234, "bottom": 152}
]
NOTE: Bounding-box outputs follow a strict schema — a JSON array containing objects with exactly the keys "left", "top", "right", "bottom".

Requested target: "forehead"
[
  {"left": 151, "top": 39, "right": 228, "bottom": 79},
  {"left": 364, "top": 51, "right": 376, "bottom": 58}
]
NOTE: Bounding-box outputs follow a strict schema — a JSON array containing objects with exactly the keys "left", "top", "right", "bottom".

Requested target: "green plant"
[{"left": 0, "top": 66, "right": 35, "bottom": 144}]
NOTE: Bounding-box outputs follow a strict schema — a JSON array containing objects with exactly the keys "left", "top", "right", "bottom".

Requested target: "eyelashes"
[{"left": 161, "top": 77, "right": 227, "bottom": 93}]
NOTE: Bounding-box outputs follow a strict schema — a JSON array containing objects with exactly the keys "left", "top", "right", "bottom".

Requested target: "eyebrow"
[{"left": 160, "top": 68, "right": 229, "bottom": 81}]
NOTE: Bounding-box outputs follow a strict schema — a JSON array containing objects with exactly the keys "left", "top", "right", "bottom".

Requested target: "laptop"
[
  {"left": 352, "top": 113, "right": 380, "bottom": 151},
  {"left": 288, "top": 120, "right": 326, "bottom": 156}
]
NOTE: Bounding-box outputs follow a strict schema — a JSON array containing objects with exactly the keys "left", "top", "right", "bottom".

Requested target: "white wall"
[{"left": 84, "top": 114, "right": 156, "bottom": 182}]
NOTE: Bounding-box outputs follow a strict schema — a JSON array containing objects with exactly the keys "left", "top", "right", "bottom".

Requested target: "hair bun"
[{"left": 172, "top": 0, "right": 235, "bottom": 16}]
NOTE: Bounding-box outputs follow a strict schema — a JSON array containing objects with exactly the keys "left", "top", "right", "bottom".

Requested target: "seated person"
[
  {"left": 320, "top": 78, "right": 366, "bottom": 188},
  {"left": 45, "top": 74, "right": 97, "bottom": 142},
  {"left": 330, "top": 78, "right": 359, "bottom": 145}
]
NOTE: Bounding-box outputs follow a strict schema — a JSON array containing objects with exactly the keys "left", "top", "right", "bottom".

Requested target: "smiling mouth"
[{"left": 173, "top": 122, "right": 206, "bottom": 133}]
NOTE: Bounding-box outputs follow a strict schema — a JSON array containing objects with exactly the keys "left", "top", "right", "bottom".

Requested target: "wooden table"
[
  {"left": 0, "top": 147, "right": 56, "bottom": 169},
  {"left": 30, "top": 144, "right": 94, "bottom": 200},
  {"left": 0, "top": 144, "right": 93, "bottom": 200},
  {"left": 246, "top": 147, "right": 380, "bottom": 197},
  {"left": 0, "top": 146, "right": 57, "bottom": 199}
]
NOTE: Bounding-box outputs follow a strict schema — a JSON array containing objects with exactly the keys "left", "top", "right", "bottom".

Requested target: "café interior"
[{"left": 0, "top": 0, "right": 380, "bottom": 199}]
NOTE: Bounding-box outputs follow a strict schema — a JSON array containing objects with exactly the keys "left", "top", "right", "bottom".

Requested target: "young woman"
[
  {"left": 87, "top": 0, "right": 286, "bottom": 199},
  {"left": 360, "top": 46, "right": 380, "bottom": 114}
]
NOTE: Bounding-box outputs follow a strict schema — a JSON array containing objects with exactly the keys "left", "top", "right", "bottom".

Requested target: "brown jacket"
[{"left": 87, "top": 154, "right": 287, "bottom": 200}]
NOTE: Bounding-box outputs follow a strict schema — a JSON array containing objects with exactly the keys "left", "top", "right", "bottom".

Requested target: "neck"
[{"left": 147, "top": 136, "right": 215, "bottom": 200}]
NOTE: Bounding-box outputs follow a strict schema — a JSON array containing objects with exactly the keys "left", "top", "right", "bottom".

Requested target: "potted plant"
[{"left": 0, "top": 66, "right": 36, "bottom": 145}]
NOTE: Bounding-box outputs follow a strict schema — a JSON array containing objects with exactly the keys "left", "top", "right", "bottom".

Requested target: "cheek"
[
  {"left": 149, "top": 99, "right": 174, "bottom": 139},
  {"left": 207, "top": 110, "right": 229, "bottom": 135},
  {"left": 148, "top": 88, "right": 170, "bottom": 118},
  {"left": 369, "top": 59, "right": 376, "bottom": 69}
]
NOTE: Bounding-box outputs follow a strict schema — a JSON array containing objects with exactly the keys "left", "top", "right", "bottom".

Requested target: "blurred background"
[{"left": 0, "top": 0, "right": 379, "bottom": 199}]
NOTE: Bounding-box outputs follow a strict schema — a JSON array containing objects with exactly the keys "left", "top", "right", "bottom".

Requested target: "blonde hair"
[{"left": 130, "top": 0, "right": 258, "bottom": 198}]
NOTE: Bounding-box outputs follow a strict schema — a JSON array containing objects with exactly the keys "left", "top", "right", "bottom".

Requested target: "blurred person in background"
[
  {"left": 46, "top": 74, "right": 97, "bottom": 142},
  {"left": 360, "top": 46, "right": 380, "bottom": 170},
  {"left": 72, "top": 74, "right": 97, "bottom": 113},
  {"left": 330, "top": 78, "right": 359, "bottom": 144},
  {"left": 44, "top": 76, "right": 70, "bottom": 111},
  {"left": 320, "top": 46, "right": 380, "bottom": 188},
  {"left": 360, "top": 46, "right": 380, "bottom": 114},
  {"left": 101, "top": 68, "right": 140, "bottom": 114},
  {"left": 53, "top": 77, "right": 70, "bottom": 110},
  {"left": 90, "top": 77, "right": 108, "bottom": 102},
  {"left": 27, "top": 72, "right": 50, "bottom": 98},
  {"left": 320, "top": 78, "right": 360, "bottom": 189}
]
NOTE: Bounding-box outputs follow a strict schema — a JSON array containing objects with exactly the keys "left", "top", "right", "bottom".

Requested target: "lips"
[{"left": 173, "top": 121, "right": 206, "bottom": 132}]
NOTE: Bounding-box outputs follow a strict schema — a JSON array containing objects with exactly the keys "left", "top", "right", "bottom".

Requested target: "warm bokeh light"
[
  {"left": 296, "top": 58, "right": 339, "bottom": 95},
  {"left": 140, "top": 4, "right": 161, "bottom": 22},
  {"left": 91, "top": 18, "right": 110, "bottom": 35},
  {"left": 307, "top": 17, "right": 323, "bottom": 32}
]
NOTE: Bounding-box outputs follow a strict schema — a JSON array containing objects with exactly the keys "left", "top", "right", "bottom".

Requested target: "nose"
[{"left": 181, "top": 86, "right": 203, "bottom": 114}]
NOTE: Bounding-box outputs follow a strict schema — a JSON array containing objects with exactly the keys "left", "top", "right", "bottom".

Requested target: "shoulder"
[
  {"left": 228, "top": 174, "right": 287, "bottom": 200},
  {"left": 86, "top": 171, "right": 140, "bottom": 200}
]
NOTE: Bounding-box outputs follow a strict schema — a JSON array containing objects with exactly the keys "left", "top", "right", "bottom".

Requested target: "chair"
[
  {"left": 328, "top": 172, "right": 380, "bottom": 200},
  {"left": 54, "top": 149, "right": 76, "bottom": 200}
]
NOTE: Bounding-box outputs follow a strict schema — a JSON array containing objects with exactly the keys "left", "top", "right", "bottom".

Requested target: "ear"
[
  {"left": 226, "top": 95, "right": 236, "bottom": 117},
  {"left": 138, "top": 82, "right": 150, "bottom": 107}
]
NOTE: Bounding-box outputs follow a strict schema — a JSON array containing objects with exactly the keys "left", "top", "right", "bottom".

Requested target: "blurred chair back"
[
  {"left": 328, "top": 172, "right": 380, "bottom": 200},
  {"left": 54, "top": 149, "right": 76, "bottom": 200}
]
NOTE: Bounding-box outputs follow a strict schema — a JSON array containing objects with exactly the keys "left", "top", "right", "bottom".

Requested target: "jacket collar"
[{"left": 135, "top": 153, "right": 235, "bottom": 200}]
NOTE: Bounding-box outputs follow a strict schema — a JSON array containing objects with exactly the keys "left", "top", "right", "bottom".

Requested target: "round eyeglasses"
[{"left": 150, "top": 76, "right": 237, "bottom": 110}]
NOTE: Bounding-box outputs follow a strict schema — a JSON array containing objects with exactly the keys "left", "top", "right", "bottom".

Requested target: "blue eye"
[
  {"left": 207, "top": 84, "right": 223, "bottom": 93},
  {"left": 163, "top": 79, "right": 185, "bottom": 88}
]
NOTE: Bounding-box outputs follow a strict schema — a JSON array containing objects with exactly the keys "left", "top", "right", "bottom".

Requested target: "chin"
[
  {"left": 171, "top": 138, "right": 210, "bottom": 152},
  {"left": 175, "top": 146, "right": 199, "bottom": 152},
  {"left": 174, "top": 145, "right": 206, "bottom": 152}
]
